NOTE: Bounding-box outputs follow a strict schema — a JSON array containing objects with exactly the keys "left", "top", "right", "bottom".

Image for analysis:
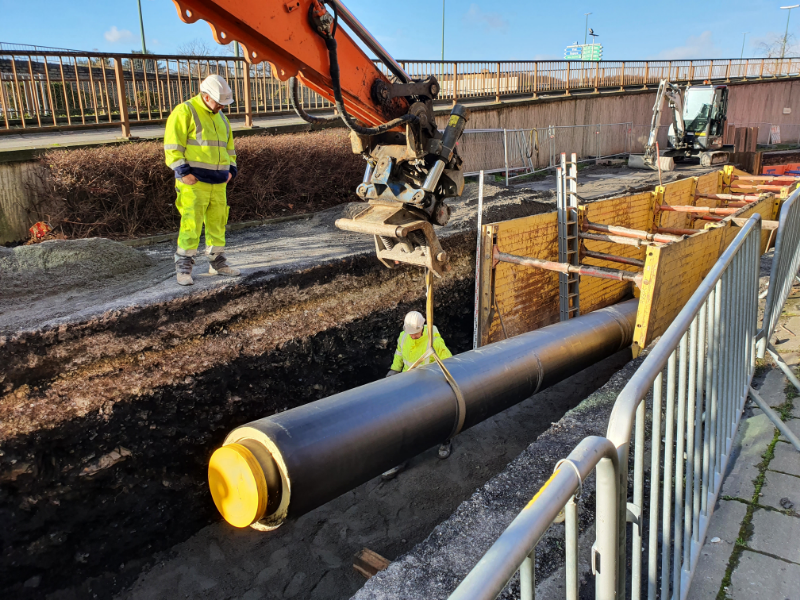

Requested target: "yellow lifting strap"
[{"left": 408, "top": 269, "right": 468, "bottom": 439}]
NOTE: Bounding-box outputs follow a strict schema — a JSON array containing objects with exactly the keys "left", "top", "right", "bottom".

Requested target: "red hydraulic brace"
[
  {"left": 655, "top": 226, "right": 702, "bottom": 236},
  {"left": 731, "top": 184, "right": 790, "bottom": 192},
  {"left": 732, "top": 175, "right": 800, "bottom": 182},
  {"left": 695, "top": 193, "right": 762, "bottom": 203},
  {"left": 494, "top": 247, "right": 644, "bottom": 287},
  {"left": 658, "top": 205, "right": 739, "bottom": 215},
  {"left": 583, "top": 221, "right": 683, "bottom": 244},
  {"left": 580, "top": 232, "right": 660, "bottom": 248},
  {"left": 582, "top": 249, "right": 645, "bottom": 268}
]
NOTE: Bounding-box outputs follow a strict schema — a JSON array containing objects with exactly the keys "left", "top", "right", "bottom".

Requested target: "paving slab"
[
  {"left": 760, "top": 469, "right": 800, "bottom": 512},
  {"left": 752, "top": 368, "right": 790, "bottom": 408},
  {"left": 779, "top": 419, "right": 800, "bottom": 445},
  {"left": 720, "top": 413, "right": 775, "bottom": 501},
  {"left": 771, "top": 440, "right": 800, "bottom": 477},
  {"left": 729, "top": 549, "right": 800, "bottom": 600},
  {"left": 747, "top": 508, "right": 800, "bottom": 563},
  {"left": 686, "top": 499, "right": 748, "bottom": 600}
]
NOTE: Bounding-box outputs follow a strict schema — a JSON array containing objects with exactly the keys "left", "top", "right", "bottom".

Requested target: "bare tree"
[
  {"left": 177, "top": 38, "right": 214, "bottom": 57},
  {"left": 756, "top": 33, "right": 799, "bottom": 58}
]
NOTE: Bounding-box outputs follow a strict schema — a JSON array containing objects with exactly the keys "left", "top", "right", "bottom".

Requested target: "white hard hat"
[
  {"left": 404, "top": 311, "right": 425, "bottom": 335},
  {"left": 200, "top": 74, "right": 234, "bottom": 105}
]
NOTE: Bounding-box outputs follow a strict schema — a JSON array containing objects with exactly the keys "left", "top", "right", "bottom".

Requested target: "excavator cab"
[{"left": 670, "top": 85, "right": 728, "bottom": 153}]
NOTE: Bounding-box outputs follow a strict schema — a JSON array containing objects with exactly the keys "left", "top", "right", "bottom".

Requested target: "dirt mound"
[{"left": 0, "top": 238, "right": 154, "bottom": 299}]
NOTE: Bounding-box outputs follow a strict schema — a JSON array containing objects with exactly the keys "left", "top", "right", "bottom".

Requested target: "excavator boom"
[{"left": 170, "top": 0, "right": 469, "bottom": 277}]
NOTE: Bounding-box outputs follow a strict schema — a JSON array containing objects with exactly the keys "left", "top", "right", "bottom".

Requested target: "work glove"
[{"left": 385, "top": 369, "right": 400, "bottom": 378}]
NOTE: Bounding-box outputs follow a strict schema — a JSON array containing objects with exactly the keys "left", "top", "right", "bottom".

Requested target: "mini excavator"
[
  {"left": 629, "top": 79, "right": 732, "bottom": 171},
  {"left": 171, "top": 0, "right": 468, "bottom": 277}
]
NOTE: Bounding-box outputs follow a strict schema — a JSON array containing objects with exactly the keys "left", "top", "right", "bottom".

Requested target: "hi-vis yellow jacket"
[
  {"left": 390, "top": 325, "right": 453, "bottom": 372},
  {"left": 164, "top": 94, "right": 237, "bottom": 185}
]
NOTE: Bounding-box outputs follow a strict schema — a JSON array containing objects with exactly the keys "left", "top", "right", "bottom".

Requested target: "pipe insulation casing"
[{"left": 209, "top": 299, "right": 638, "bottom": 529}]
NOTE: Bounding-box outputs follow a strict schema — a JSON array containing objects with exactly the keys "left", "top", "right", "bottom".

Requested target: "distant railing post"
[
  {"left": 619, "top": 61, "right": 625, "bottom": 90},
  {"left": 760, "top": 58, "right": 765, "bottom": 79},
  {"left": 113, "top": 56, "right": 131, "bottom": 138},
  {"left": 668, "top": 60, "right": 673, "bottom": 80},
  {"left": 566, "top": 61, "right": 571, "bottom": 96},
  {"left": 725, "top": 60, "right": 731, "bottom": 82},
  {"left": 243, "top": 60, "right": 253, "bottom": 127},
  {"left": 594, "top": 60, "right": 600, "bottom": 92},
  {"left": 744, "top": 58, "right": 750, "bottom": 80},
  {"left": 533, "top": 62, "right": 538, "bottom": 98},
  {"left": 495, "top": 62, "right": 501, "bottom": 102},
  {"left": 453, "top": 62, "right": 458, "bottom": 104},
  {"left": 689, "top": 62, "right": 695, "bottom": 82},
  {"left": 643, "top": 62, "right": 649, "bottom": 89}
]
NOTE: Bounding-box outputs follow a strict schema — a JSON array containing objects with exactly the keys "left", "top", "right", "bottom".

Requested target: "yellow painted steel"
[{"left": 208, "top": 443, "right": 268, "bottom": 528}]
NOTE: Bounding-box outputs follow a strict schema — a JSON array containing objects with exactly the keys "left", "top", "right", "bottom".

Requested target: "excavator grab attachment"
[{"left": 169, "top": 0, "right": 468, "bottom": 276}]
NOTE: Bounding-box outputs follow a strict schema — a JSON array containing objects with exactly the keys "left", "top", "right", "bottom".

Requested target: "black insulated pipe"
[{"left": 208, "top": 300, "right": 638, "bottom": 529}]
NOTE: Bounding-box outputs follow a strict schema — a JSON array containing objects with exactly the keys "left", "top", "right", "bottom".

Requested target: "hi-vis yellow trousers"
[{"left": 175, "top": 180, "right": 229, "bottom": 252}]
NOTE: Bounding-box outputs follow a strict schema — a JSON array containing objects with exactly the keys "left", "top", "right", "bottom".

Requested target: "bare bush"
[{"left": 35, "top": 129, "right": 364, "bottom": 240}]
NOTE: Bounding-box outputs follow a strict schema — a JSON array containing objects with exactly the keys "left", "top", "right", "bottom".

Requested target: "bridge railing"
[{"left": 2, "top": 51, "right": 800, "bottom": 136}]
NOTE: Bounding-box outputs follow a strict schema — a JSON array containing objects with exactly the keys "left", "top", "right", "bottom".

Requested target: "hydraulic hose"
[
  {"left": 289, "top": 77, "right": 340, "bottom": 125},
  {"left": 322, "top": 35, "right": 419, "bottom": 135}
]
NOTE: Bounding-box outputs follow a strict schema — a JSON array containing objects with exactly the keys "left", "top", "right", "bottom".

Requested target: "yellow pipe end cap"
[{"left": 208, "top": 443, "right": 268, "bottom": 528}]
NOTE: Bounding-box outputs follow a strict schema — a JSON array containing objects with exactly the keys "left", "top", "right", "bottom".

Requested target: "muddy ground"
[{"left": 0, "top": 163, "right": 710, "bottom": 599}]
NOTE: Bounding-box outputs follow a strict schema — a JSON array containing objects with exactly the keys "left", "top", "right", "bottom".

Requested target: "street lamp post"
[
  {"left": 441, "top": 0, "right": 445, "bottom": 61},
  {"left": 584, "top": 12, "right": 591, "bottom": 45},
  {"left": 780, "top": 5, "right": 799, "bottom": 61},
  {"left": 136, "top": 0, "right": 147, "bottom": 55},
  {"left": 741, "top": 32, "right": 748, "bottom": 60}
]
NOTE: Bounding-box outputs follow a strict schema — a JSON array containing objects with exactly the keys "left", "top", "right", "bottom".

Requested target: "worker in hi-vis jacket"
[
  {"left": 382, "top": 311, "right": 454, "bottom": 480},
  {"left": 164, "top": 74, "right": 240, "bottom": 286}
]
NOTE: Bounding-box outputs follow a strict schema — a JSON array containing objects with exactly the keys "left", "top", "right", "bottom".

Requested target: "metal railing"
[
  {"left": 448, "top": 436, "right": 619, "bottom": 600},
  {"left": 0, "top": 50, "right": 332, "bottom": 135},
  {"left": 451, "top": 215, "right": 766, "bottom": 599},
  {"left": 3, "top": 51, "right": 800, "bottom": 135},
  {"left": 459, "top": 122, "right": 632, "bottom": 179},
  {"left": 607, "top": 214, "right": 761, "bottom": 600}
]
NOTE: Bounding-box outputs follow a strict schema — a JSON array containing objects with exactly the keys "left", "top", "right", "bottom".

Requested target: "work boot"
[
  {"left": 208, "top": 252, "right": 240, "bottom": 276},
  {"left": 438, "top": 440, "right": 452, "bottom": 459},
  {"left": 174, "top": 254, "right": 195, "bottom": 286},
  {"left": 381, "top": 462, "right": 408, "bottom": 480}
]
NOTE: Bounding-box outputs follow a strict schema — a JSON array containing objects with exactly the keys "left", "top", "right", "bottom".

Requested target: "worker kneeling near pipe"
[{"left": 384, "top": 311, "right": 454, "bottom": 478}]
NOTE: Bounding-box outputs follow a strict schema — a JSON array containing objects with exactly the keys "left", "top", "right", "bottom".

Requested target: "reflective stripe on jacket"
[
  {"left": 164, "top": 94, "right": 237, "bottom": 185},
  {"left": 390, "top": 325, "right": 453, "bottom": 372}
]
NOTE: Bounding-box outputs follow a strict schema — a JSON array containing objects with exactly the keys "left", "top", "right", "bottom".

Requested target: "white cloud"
[
  {"left": 104, "top": 26, "right": 134, "bottom": 44},
  {"left": 463, "top": 4, "right": 509, "bottom": 33},
  {"left": 652, "top": 31, "right": 722, "bottom": 60}
]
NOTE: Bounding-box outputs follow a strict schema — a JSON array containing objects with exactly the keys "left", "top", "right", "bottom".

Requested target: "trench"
[{"left": 1, "top": 227, "right": 630, "bottom": 600}]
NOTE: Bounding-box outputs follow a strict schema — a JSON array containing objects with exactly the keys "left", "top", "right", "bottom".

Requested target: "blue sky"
[{"left": 1, "top": 0, "right": 799, "bottom": 61}]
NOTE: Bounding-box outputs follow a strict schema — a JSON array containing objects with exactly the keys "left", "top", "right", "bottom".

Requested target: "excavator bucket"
[
  {"left": 335, "top": 204, "right": 449, "bottom": 277},
  {"left": 628, "top": 154, "right": 675, "bottom": 171}
]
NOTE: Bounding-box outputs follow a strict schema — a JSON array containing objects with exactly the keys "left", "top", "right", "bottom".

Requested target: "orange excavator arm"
[
  {"left": 171, "top": 0, "right": 407, "bottom": 126},
  {"left": 170, "top": 0, "right": 469, "bottom": 277}
]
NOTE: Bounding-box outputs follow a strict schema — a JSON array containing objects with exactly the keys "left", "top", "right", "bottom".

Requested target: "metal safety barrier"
[
  {"left": 459, "top": 123, "right": 632, "bottom": 179},
  {"left": 3, "top": 50, "right": 800, "bottom": 135},
  {"left": 450, "top": 215, "right": 765, "bottom": 599},
  {"left": 448, "top": 436, "right": 620, "bottom": 600},
  {"left": 607, "top": 214, "right": 761, "bottom": 600}
]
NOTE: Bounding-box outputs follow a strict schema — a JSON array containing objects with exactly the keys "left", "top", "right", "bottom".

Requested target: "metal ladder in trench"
[{"left": 557, "top": 152, "right": 580, "bottom": 321}]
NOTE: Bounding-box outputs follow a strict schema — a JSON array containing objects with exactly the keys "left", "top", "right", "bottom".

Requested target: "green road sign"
[{"left": 564, "top": 43, "right": 603, "bottom": 61}]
